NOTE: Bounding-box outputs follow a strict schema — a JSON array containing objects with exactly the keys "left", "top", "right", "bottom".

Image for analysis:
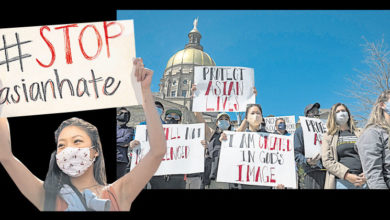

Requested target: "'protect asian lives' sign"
[{"left": 192, "top": 66, "right": 255, "bottom": 112}]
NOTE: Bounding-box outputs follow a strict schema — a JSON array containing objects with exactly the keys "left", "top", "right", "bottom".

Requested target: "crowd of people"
[
  {"left": 117, "top": 80, "right": 390, "bottom": 190},
  {"left": 1, "top": 56, "right": 390, "bottom": 212}
]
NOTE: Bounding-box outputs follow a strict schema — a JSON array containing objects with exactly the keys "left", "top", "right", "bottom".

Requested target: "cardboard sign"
[
  {"left": 0, "top": 20, "right": 141, "bottom": 118},
  {"left": 130, "top": 123, "right": 205, "bottom": 175},
  {"left": 216, "top": 131, "right": 297, "bottom": 188},
  {"left": 299, "top": 116, "right": 327, "bottom": 158},
  {"left": 264, "top": 115, "right": 296, "bottom": 134},
  {"left": 192, "top": 66, "right": 255, "bottom": 112}
]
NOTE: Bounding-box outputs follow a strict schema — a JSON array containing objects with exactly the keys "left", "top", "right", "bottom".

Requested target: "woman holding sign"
[
  {"left": 321, "top": 103, "right": 367, "bottom": 189},
  {"left": 220, "top": 104, "right": 285, "bottom": 189},
  {"left": 0, "top": 58, "right": 167, "bottom": 211},
  {"left": 357, "top": 90, "right": 390, "bottom": 189},
  {"left": 191, "top": 84, "right": 252, "bottom": 189}
]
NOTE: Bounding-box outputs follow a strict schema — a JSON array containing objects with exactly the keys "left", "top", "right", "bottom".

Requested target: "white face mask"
[
  {"left": 335, "top": 111, "right": 349, "bottom": 126},
  {"left": 247, "top": 114, "right": 262, "bottom": 125},
  {"left": 56, "top": 146, "right": 96, "bottom": 177}
]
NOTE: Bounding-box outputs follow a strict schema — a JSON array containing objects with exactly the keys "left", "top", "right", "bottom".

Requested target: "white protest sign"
[
  {"left": 130, "top": 123, "right": 205, "bottom": 175},
  {"left": 299, "top": 116, "right": 327, "bottom": 158},
  {"left": 0, "top": 20, "right": 141, "bottom": 118},
  {"left": 264, "top": 115, "right": 296, "bottom": 134},
  {"left": 192, "top": 66, "right": 255, "bottom": 112},
  {"left": 216, "top": 131, "right": 297, "bottom": 188}
]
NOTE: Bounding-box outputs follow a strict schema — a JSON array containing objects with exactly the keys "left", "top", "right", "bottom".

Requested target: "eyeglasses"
[{"left": 166, "top": 114, "right": 180, "bottom": 120}]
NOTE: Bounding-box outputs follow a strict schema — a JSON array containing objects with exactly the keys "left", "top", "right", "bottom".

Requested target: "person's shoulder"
[
  {"left": 294, "top": 126, "right": 303, "bottom": 135},
  {"left": 362, "top": 125, "right": 383, "bottom": 136}
]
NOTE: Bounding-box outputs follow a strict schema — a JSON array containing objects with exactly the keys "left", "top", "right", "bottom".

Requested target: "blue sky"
[{"left": 117, "top": 10, "right": 390, "bottom": 123}]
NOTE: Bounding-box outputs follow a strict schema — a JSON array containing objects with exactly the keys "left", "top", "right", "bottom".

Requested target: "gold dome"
[{"left": 165, "top": 47, "right": 216, "bottom": 70}]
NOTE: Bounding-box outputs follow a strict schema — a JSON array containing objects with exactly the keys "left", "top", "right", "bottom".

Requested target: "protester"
[
  {"left": 139, "top": 101, "right": 165, "bottom": 125},
  {"left": 116, "top": 107, "right": 135, "bottom": 179},
  {"left": 321, "top": 103, "right": 367, "bottom": 189},
  {"left": 199, "top": 112, "right": 232, "bottom": 189},
  {"left": 236, "top": 103, "right": 267, "bottom": 133},
  {"left": 191, "top": 84, "right": 233, "bottom": 189},
  {"left": 357, "top": 90, "right": 390, "bottom": 189},
  {"left": 273, "top": 118, "right": 290, "bottom": 136},
  {"left": 0, "top": 57, "right": 166, "bottom": 211},
  {"left": 220, "top": 104, "right": 285, "bottom": 189},
  {"left": 126, "top": 101, "right": 165, "bottom": 178},
  {"left": 294, "top": 102, "right": 326, "bottom": 189},
  {"left": 130, "top": 108, "right": 187, "bottom": 189}
]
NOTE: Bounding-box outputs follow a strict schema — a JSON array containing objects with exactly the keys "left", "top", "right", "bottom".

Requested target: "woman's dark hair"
[
  {"left": 244, "top": 104, "right": 263, "bottom": 119},
  {"left": 43, "top": 117, "right": 106, "bottom": 211}
]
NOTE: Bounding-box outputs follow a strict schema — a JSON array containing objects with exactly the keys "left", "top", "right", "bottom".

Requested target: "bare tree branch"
[{"left": 343, "top": 35, "right": 390, "bottom": 127}]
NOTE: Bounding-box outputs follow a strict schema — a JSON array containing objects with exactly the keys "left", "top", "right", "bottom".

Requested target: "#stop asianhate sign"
[
  {"left": 192, "top": 66, "right": 255, "bottom": 112},
  {"left": 0, "top": 20, "right": 140, "bottom": 118}
]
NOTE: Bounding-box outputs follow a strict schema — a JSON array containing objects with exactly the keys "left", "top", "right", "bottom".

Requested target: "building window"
[
  {"left": 173, "top": 80, "right": 177, "bottom": 85},
  {"left": 171, "top": 91, "right": 176, "bottom": 97},
  {"left": 182, "top": 90, "right": 187, "bottom": 97},
  {"left": 183, "top": 79, "right": 188, "bottom": 85}
]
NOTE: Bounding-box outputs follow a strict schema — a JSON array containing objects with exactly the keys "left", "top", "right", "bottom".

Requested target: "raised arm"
[
  {"left": 0, "top": 118, "right": 45, "bottom": 210},
  {"left": 112, "top": 58, "right": 167, "bottom": 210},
  {"left": 191, "top": 84, "right": 213, "bottom": 141},
  {"left": 236, "top": 118, "right": 248, "bottom": 132}
]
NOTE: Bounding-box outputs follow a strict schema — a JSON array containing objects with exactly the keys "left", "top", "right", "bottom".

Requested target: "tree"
[{"left": 345, "top": 36, "right": 390, "bottom": 127}]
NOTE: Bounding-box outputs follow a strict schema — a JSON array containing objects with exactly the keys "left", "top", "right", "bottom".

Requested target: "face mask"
[
  {"left": 247, "top": 114, "right": 262, "bottom": 126},
  {"left": 217, "top": 119, "right": 230, "bottom": 131},
  {"left": 156, "top": 107, "right": 163, "bottom": 116},
  {"left": 117, "top": 112, "right": 129, "bottom": 123},
  {"left": 277, "top": 123, "right": 286, "bottom": 131},
  {"left": 166, "top": 118, "right": 180, "bottom": 124},
  {"left": 335, "top": 111, "right": 349, "bottom": 125},
  {"left": 384, "top": 101, "right": 390, "bottom": 115},
  {"left": 56, "top": 146, "right": 96, "bottom": 177}
]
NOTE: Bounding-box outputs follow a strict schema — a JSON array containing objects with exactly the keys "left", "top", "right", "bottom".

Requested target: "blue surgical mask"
[
  {"left": 277, "top": 123, "right": 286, "bottom": 130},
  {"left": 156, "top": 107, "right": 163, "bottom": 116},
  {"left": 217, "top": 119, "right": 230, "bottom": 131}
]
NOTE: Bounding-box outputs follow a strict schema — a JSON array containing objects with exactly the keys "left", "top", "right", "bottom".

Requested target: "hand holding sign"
[
  {"left": 307, "top": 153, "right": 321, "bottom": 166},
  {"left": 191, "top": 83, "right": 197, "bottom": 98}
]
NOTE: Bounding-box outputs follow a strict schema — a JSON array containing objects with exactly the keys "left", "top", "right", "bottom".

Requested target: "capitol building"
[
  {"left": 126, "top": 18, "right": 222, "bottom": 128},
  {"left": 123, "top": 19, "right": 335, "bottom": 130}
]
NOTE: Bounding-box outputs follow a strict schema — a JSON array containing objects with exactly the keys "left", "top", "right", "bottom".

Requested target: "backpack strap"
[{"left": 68, "top": 184, "right": 95, "bottom": 211}]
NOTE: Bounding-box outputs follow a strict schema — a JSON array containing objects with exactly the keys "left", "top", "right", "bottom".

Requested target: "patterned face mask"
[{"left": 56, "top": 146, "right": 96, "bottom": 177}]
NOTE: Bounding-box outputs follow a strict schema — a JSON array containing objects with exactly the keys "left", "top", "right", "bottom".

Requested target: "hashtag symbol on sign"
[{"left": 0, "top": 33, "right": 32, "bottom": 72}]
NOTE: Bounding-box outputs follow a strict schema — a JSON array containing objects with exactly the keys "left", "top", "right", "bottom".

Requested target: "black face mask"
[
  {"left": 117, "top": 112, "right": 130, "bottom": 123},
  {"left": 166, "top": 118, "right": 180, "bottom": 124}
]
